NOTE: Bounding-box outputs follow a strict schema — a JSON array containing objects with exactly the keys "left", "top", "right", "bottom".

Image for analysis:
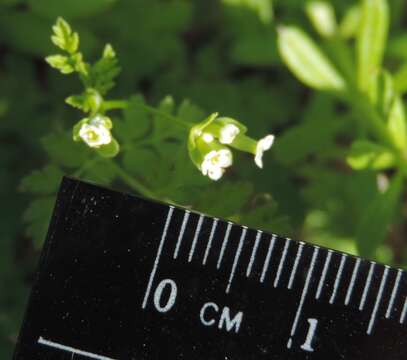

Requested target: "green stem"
[
  {"left": 109, "top": 161, "right": 157, "bottom": 200},
  {"left": 103, "top": 99, "right": 192, "bottom": 129},
  {"left": 102, "top": 99, "right": 128, "bottom": 111}
]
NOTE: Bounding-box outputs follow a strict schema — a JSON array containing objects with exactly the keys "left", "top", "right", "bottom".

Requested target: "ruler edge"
[
  {"left": 63, "top": 176, "right": 405, "bottom": 272},
  {"left": 12, "top": 175, "right": 407, "bottom": 358}
]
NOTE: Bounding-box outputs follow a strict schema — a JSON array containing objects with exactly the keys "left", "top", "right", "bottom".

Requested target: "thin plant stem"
[
  {"left": 109, "top": 161, "right": 157, "bottom": 199},
  {"left": 103, "top": 99, "right": 192, "bottom": 129}
]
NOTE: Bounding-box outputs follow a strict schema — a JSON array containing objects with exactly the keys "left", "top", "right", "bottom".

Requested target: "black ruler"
[{"left": 13, "top": 177, "right": 407, "bottom": 359}]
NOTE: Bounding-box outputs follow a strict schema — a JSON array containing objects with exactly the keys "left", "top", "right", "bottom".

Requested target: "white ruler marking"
[
  {"left": 400, "top": 298, "right": 407, "bottom": 324},
  {"left": 226, "top": 227, "right": 247, "bottom": 293},
  {"left": 142, "top": 206, "right": 174, "bottom": 309},
  {"left": 345, "top": 258, "right": 361, "bottom": 306},
  {"left": 315, "top": 250, "right": 333, "bottom": 300},
  {"left": 38, "top": 337, "right": 116, "bottom": 360},
  {"left": 287, "top": 247, "right": 319, "bottom": 348},
  {"left": 217, "top": 222, "right": 233, "bottom": 269},
  {"left": 329, "top": 254, "right": 347, "bottom": 304},
  {"left": 246, "top": 231, "right": 262, "bottom": 277},
  {"left": 202, "top": 218, "right": 218, "bottom": 265},
  {"left": 288, "top": 242, "right": 304, "bottom": 289},
  {"left": 188, "top": 214, "right": 204, "bottom": 262},
  {"left": 260, "top": 235, "right": 277, "bottom": 283},
  {"left": 274, "top": 238, "right": 291, "bottom": 288},
  {"left": 173, "top": 210, "right": 190, "bottom": 259},
  {"left": 367, "top": 266, "right": 389, "bottom": 334},
  {"left": 359, "top": 262, "right": 376, "bottom": 311},
  {"left": 386, "top": 269, "right": 403, "bottom": 319}
]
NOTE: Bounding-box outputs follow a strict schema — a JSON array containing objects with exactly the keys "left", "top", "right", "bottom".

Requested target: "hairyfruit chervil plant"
[
  {"left": 19, "top": 0, "right": 407, "bottom": 265},
  {"left": 21, "top": 16, "right": 284, "bottom": 249},
  {"left": 45, "top": 17, "right": 275, "bottom": 180}
]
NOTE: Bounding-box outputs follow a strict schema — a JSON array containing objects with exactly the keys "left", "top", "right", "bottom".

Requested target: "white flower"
[
  {"left": 201, "top": 149, "right": 233, "bottom": 181},
  {"left": 219, "top": 124, "right": 240, "bottom": 144},
  {"left": 254, "top": 134, "right": 275, "bottom": 168},
  {"left": 202, "top": 132, "right": 214, "bottom": 143},
  {"left": 79, "top": 116, "right": 112, "bottom": 148}
]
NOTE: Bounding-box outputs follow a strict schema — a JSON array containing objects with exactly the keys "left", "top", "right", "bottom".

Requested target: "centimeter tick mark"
[
  {"left": 226, "top": 227, "right": 247, "bottom": 293},
  {"left": 315, "top": 250, "right": 333, "bottom": 300},
  {"left": 287, "top": 247, "right": 320, "bottom": 348},
  {"left": 260, "top": 235, "right": 277, "bottom": 283},
  {"left": 345, "top": 258, "right": 361, "bottom": 306},
  {"left": 142, "top": 207, "right": 174, "bottom": 309},
  {"left": 360, "top": 262, "right": 376, "bottom": 311},
  {"left": 288, "top": 242, "right": 304, "bottom": 289},
  {"left": 367, "top": 266, "right": 389, "bottom": 334},
  {"left": 188, "top": 215, "right": 204, "bottom": 262},
  {"left": 386, "top": 269, "right": 403, "bottom": 319},
  {"left": 38, "top": 337, "right": 116, "bottom": 360},
  {"left": 202, "top": 218, "right": 218, "bottom": 266},
  {"left": 274, "top": 238, "right": 290, "bottom": 288},
  {"left": 329, "top": 254, "right": 347, "bottom": 304},
  {"left": 173, "top": 210, "right": 190, "bottom": 260},
  {"left": 401, "top": 298, "right": 407, "bottom": 324},
  {"left": 217, "top": 222, "right": 233, "bottom": 269},
  {"left": 246, "top": 231, "right": 262, "bottom": 277}
]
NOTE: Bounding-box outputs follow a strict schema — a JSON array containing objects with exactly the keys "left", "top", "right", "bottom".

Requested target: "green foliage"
[
  {"left": 347, "top": 140, "right": 395, "bottom": 170},
  {"left": 2, "top": 0, "right": 407, "bottom": 356},
  {"left": 277, "top": 26, "right": 346, "bottom": 91},
  {"left": 356, "top": 0, "right": 389, "bottom": 92},
  {"left": 356, "top": 173, "right": 403, "bottom": 257},
  {"left": 51, "top": 17, "right": 79, "bottom": 54}
]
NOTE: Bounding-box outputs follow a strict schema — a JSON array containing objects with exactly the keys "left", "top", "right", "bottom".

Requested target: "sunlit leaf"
[
  {"left": 306, "top": 1, "right": 337, "bottom": 38},
  {"left": 356, "top": 0, "right": 389, "bottom": 92},
  {"left": 277, "top": 26, "right": 346, "bottom": 91},
  {"left": 347, "top": 140, "right": 395, "bottom": 170}
]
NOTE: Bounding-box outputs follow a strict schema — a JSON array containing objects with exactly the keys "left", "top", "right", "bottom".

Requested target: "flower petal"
[
  {"left": 255, "top": 134, "right": 275, "bottom": 168},
  {"left": 219, "top": 124, "right": 240, "bottom": 144}
]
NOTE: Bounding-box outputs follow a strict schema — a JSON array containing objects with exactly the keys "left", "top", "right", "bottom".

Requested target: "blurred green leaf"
[
  {"left": 387, "top": 96, "right": 407, "bottom": 151},
  {"left": 195, "top": 181, "right": 253, "bottom": 218},
  {"left": 394, "top": 63, "right": 407, "bottom": 94},
  {"left": 0, "top": 12, "right": 53, "bottom": 56},
  {"left": 347, "top": 140, "right": 395, "bottom": 170},
  {"left": 23, "top": 196, "right": 56, "bottom": 248},
  {"left": 356, "top": 173, "right": 403, "bottom": 258},
  {"left": 115, "top": 95, "right": 150, "bottom": 143},
  {"left": 339, "top": 4, "right": 361, "bottom": 39},
  {"left": 20, "top": 165, "right": 63, "bottom": 195},
  {"left": 369, "top": 70, "right": 394, "bottom": 116},
  {"left": 41, "top": 133, "right": 89, "bottom": 168},
  {"left": 277, "top": 26, "right": 346, "bottom": 91},
  {"left": 82, "top": 158, "right": 117, "bottom": 184},
  {"left": 356, "top": 0, "right": 389, "bottom": 92},
  {"left": 222, "top": 0, "right": 273, "bottom": 25},
  {"left": 28, "top": 0, "right": 116, "bottom": 19},
  {"left": 306, "top": 1, "right": 337, "bottom": 38},
  {"left": 237, "top": 199, "right": 291, "bottom": 235},
  {"left": 274, "top": 94, "right": 347, "bottom": 165}
]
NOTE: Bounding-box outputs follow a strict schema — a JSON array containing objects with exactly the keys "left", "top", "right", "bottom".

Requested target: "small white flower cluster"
[
  {"left": 73, "top": 114, "right": 119, "bottom": 158},
  {"left": 79, "top": 116, "right": 112, "bottom": 148},
  {"left": 201, "top": 148, "right": 233, "bottom": 181},
  {"left": 189, "top": 114, "right": 275, "bottom": 181}
]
